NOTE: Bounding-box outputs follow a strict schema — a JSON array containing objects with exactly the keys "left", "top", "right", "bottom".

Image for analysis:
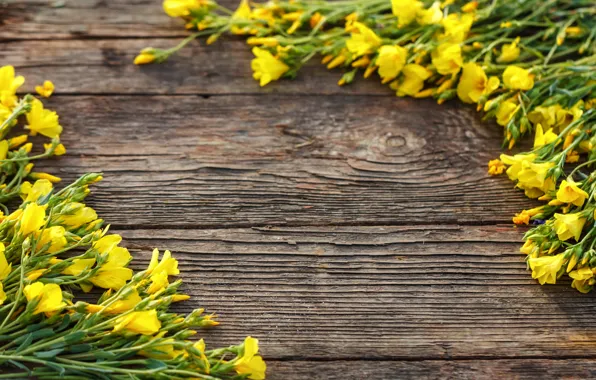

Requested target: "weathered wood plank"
[
  {"left": 30, "top": 95, "right": 533, "bottom": 227},
  {"left": 2, "top": 38, "right": 389, "bottom": 95},
  {"left": 267, "top": 359, "right": 596, "bottom": 380},
  {"left": 98, "top": 226, "right": 596, "bottom": 360}
]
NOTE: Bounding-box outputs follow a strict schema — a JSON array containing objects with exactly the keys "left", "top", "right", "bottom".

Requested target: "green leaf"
[
  {"left": 69, "top": 344, "right": 92, "bottom": 354},
  {"left": 63, "top": 331, "right": 86, "bottom": 344},
  {"left": 33, "top": 348, "right": 64, "bottom": 359},
  {"left": 146, "top": 359, "right": 167, "bottom": 370}
]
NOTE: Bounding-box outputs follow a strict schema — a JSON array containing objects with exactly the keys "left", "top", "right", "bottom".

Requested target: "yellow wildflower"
[
  {"left": 396, "top": 64, "right": 432, "bottom": 97},
  {"left": 8, "top": 135, "right": 27, "bottom": 149},
  {"left": 0, "top": 243, "right": 10, "bottom": 281},
  {"left": 495, "top": 100, "right": 519, "bottom": 126},
  {"left": 163, "top": 0, "right": 205, "bottom": 18},
  {"left": 346, "top": 22, "right": 381, "bottom": 57},
  {"left": 29, "top": 172, "right": 62, "bottom": 183},
  {"left": 0, "top": 65, "right": 25, "bottom": 107},
  {"left": 147, "top": 249, "right": 180, "bottom": 276},
  {"left": 193, "top": 338, "right": 211, "bottom": 373},
  {"left": 528, "top": 253, "right": 566, "bottom": 285},
  {"left": 90, "top": 245, "right": 133, "bottom": 290},
  {"left": 516, "top": 160, "right": 555, "bottom": 197},
  {"left": 24, "top": 282, "right": 66, "bottom": 315},
  {"left": 566, "top": 150, "right": 579, "bottom": 163},
  {"left": 251, "top": 47, "right": 289, "bottom": 87},
  {"left": 497, "top": 37, "right": 521, "bottom": 63},
  {"left": 113, "top": 310, "right": 161, "bottom": 335},
  {"left": 391, "top": 0, "right": 423, "bottom": 27},
  {"left": 527, "top": 105, "right": 565, "bottom": 129},
  {"left": 417, "top": 2, "right": 442, "bottom": 25},
  {"left": 569, "top": 268, "right": 594, "bottom": 293},
  {"left": 20, "top": 179, "right": 53, "bottom": 203},
  {"left": 456, "top": 63, "right": 500, "bottom": 104},
  {"left": 512, "top": 210, "right": 530, "bottom": 225},
  {"left": 105, "top": 290, "right": 143, "bottom": 314},
  {"left": 556, "top": 178, "right": 589, "bottom": 207},
  {"left": 0, "top": 283, "right": 5, "bottom": 306},
  {"left": 376, "top": 45, "right": 408, "bottom": 84},
  {"left": 26, "top": 269, "right": 45, "bottom": 281},
  {"left": 440, "top": 13, "right": 474, "bottom": 43},
  {"left": 147, "top": 271, "right": 170, "bottom": 294},
  {"left": 553, "top": 213, "right": 586, "bottom": 241},
  {"left": 461, "top": 1, "right": 478, "bottom": 12},
  {"left": 63, "top": 258, "right": 96, "bottom": 277},
  {"left": 487, "top": 159, "right": 506, "bottom": 176},
  {"left": 37, "top": 226, "right": 67, "bottom": 253},
  {"left": 235, "top": 336, "right": 267, "bottom": 380},
  {"left": 499, "top": 153, "right": 536, "bottom": 180},
  {"left": 25, "top": 99, "right": 63, "bottom": 138},
  {"left": 533, "top": 124, "right": 558, "bottom": 148},
  {"left": 19, "top": 203, "right": 46, "bottom": 236},
  {"left": 133, "top": 52, "right": 155, "bottom": 65},
  {"left": 431, "top": 43, "right": 463, "bottom": 75},
  {"left": 310, "top": 12, "right": 323, "bottom": 29},
  {"left": 246, "top": 37, "right": 279, "bottom": 47},
  {"left": 503, "top": 65, "right": 534, "bottom": 91},
  {"left": 231, "top": 0, "right": 253, "bottom": 35},
  {"left": 35, "top": 80, "right": 55, "bottom": 98},
  {"left": 520, "top": 240, "right": 537, "bottom": 256},
  {"left": 58, "top": 202, "right": 97, "bottom": 229},
  {"left": 0, "top": 140, "right": 7, "bottom": 161},
  {"left": 44, "top": 143, "right": 66, "bottom": 156}
]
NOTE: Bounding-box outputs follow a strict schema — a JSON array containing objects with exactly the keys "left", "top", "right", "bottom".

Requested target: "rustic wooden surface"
[{"left": 3, "top": 1, "right": 596, "bottom": 379}]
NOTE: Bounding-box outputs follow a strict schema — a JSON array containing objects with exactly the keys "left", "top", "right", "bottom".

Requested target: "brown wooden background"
[{"left": 3, "top": 1, "right": 596, "bottom": 379}]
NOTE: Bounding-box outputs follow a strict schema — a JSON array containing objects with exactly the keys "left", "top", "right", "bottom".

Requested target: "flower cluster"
[
  {"left": 138, "top": 0, "right": 595, "bottom": 292},
  {"left": 0, "top": 68, "right": 266, "bottom": 378}
]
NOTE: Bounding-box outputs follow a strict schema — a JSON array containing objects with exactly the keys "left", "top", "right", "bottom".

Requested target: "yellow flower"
[
  {"left": 193, "top": 338, "right": 211, "bottom": 372},
  {"left": 499, "top": 153, "right": 536, "bottom": 181},
  {"left": 495, "top": 100, "right": 519, "bottom": 126},
  {"left": 516, "top": 160, "right": 555, "bottom": 196},
  {"left": 19, "top": 203, "right": 46, "bottom": 236},
  {"left": 456, "top": 63, "right": 500, "bottom": 104},
  {"left": 528, "top": 253, "right": 566, "bottom": 285},
  {"left": 533, "top": 124, "right": 558, "bottom": 148},
  {"left": 113, "top": 310, "right": 161, "bottom": 335},
  {"left": 163, "top": 0, "right": 204, "bottom": 18},
  {"left": 90, "top": 246, "right": 133, "bottom": 290},
  {"left": 556, "top": 178, "right": 589, "bottom": 207},
  {"left": 24, "top": 282, "right": 66, "bottom": 315},
  {"left": 0, "top": 65, "right": 25, "bottom": 107},
  {"left": 44, "top": 143, "right": 66, "bottom": 156},
  {"left": 417, "top": 2, "right": 442, "bottom": 25},
  {"left": 498, "top": 37, "right": 521, "bottom": 63},
  {"left": 395, "top": 64, "right": 432, "bottom": 97},
  {"left": 62, "top": 258, "right": 96, "bottom": 277},
  {"left": 391, "top": 0, "right": 423, "bottom": 27},
  {"left": 0, "top": 283, "right": 6, "bottom": 306},
  {"left": 37, "top": 226, "right": 67, "bottom": 254},
  {"left": 487, "top": 159, "right": 505, "bottom": 176},
  {"left": 231, "top": 0, "right": 253, "bottom": 35},
  {"left": 0, "top": 243, "right": 10, "bottom": 281},
  {"left": 8, "top": 135, "right": 28, "bottom": 149},
  {"left": 25, "top": 99, "right": 63, "bottom": 138},
  {"left": 346, "top": 22, "right": 381, "bottom": 57},
  {"left": 35, "top": 81, "right": 55, "bottom": 98},
  {"left": 20, "top": 179, "right": 53, "bottom": 203},
  {"left": 461, "top": 1, "right": 478, "bottom": 12},
  {"left": 440, "top": 13, "right": 474, "bottom": 43},
  {"left": 431, "top": 43, "right": 463, "bottom": 75},
  {"left": 147, "top": 249, "right": 180, "bottom": 276},
  {"left": 134, "top": 52, "right": 155, "bottom": 65},
  {"left": 553, "top": 213, "right": 586, "bottom": 241},
  {"left": 26, "top": 269, "right": 45, "bottom": 281},
  {"left": 147, "top": 270, "right": 169, "bottom": 294},
  {"left": 376, "top": 45, "right": 408, "bottom": 84},
  {"left": 58, "top": 203, "right": 97, "bottom": 229},
  {"left": 503, "top": 65, "right": 534, "bottom": 91},
  {"left": 251, "top": 47, "right": 289, "bottom": 87},
  {"left": 527, "top": 105, "right": 565, "bottom": 129},
  {"left": 569, "top": 268, "right": 594, "bottom": 293},
  {"left": 520, "top": 240, "right": 537, "bottom": 256},
  {"left": 94, "top": 234, "right": 122, "bottom": 254},
  {"left": 106, "top": 290, "right": 143, "bottom": 314},
  {"left": 235, "top": 336, "right": 266, "bottom": 380}
]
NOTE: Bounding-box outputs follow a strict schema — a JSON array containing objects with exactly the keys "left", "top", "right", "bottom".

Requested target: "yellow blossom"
[
  {"left": 19, "top": 203, "right": 46, "bottom": 236},
  {"left": 553, "top": 213, "right": 586, "bottom": 241},
  {"left": 0, "top": 283, "right": 5, "bottom": 306},
  {"left": 417, "top": 2, "right": 442, "bottom": 25},
  {"left": 569, "top": 268, "right": 594, "bottom": 293},
  {"left": 440, "top": 13, "right": 474, "bottom": 43},
  {"left": 528, "top": 253, "right": 566, "bottom": 285},
  {"left": 25, "top": 99, "right": 63, "bottom": 138},
  {"left": 8, "top": 135, "right": 27, "bottom": 149},
  {"left": 26, "top": 269, "right": 45, "bottom": 281},
  {"left": 37, "top": 226, "right": 67, "bottom": 253},
  {"left": 20, "top": 179, "right": 53, "bottom": 203},
  {"left": 105, "top": 290, "right": 143, "bottom": 314},
  {"left": 461, "top": 1, "right": 478, "bottom": 12},
  {"left": 346, "top": 22, "right": 381, "bottom": 57},
  {"left": 147, "top": 249, "right": 180, "bottom": 276},
  {"left": 90, "top": 245, "right": 133, "bottom": 290},
  {"left": 498, "top": 37, "right": 521, "bottom": 63},
  {"left": 0, "top": 65, "right": 25, "bottom": 107},
  {"left": 533, "top": 124, "right": 558, "bottom": 148},
  {"left": 499, "top": 153, "right": 536, "bottom": 180},
  {"left": 133, "top": 52, "right": 155, "bottom": 65},
  {"left": 163, "top": 0, "right": 205, "bottom": 18},
  {"left": 0, "top": 243, "right": 10, "bottom": 281},
  {"left": 231, "top": 0, "right": 253, "bottom": 35},
  {"left": 456, "top": 63, "right": 500, "bottom": 104},
  {"left": 63, "top": 258, "right": 96, "bottom": 277},
  {"left": 58, "top": 202, "right": 97, "bottom": 229},
  {"left": 516, "top": 160, "right": 556, "bottom": 197},
  {"left": 235, "top": 336, "right": 266, "bottom": 380},
  {"left": 495, "top": 100, "right": 519, "bottom": 126},
  {"left": 527, "top": 105, "right": 565, "bottom": 129},
  {"left": 395, "top": 64, "right": 432, "bottom": 97},
  {"left": 520, "top": 240, "right": 537, "bottom": 256},
  {"left": 44, "top": 143, "right": 66, "bottom": 156},
  {"left": 431, "top": 43, "right": 463, "bottom": 75},
  {"left": 113, "top": 310, "right": 161, "bottom": 335},
  {"left": 29, "top": 172, "right": 62, "bottom": 183},
  {"left": 503, "top": 65, "right": 534, "bottom": 91},
  {"left": 24, "top": 282, "right": 66, "bottom": 315},
  {"left": 556, "top": 178, "right": 589, "bottom": 207},
  {"left": 392, "top": 0, "right": 423, "bottom": 27},
  {"left": 147, "top": 270, "right": 170, "bottom": 294},
  {"left": 487, "top": 159, "right": 506, "bottom": 176},
  {"left": 376, "top": 45, "right": 408, "bottom": 84},
  {"left": 251, "top": 47, "right": 289, "bottom": 87},
  {"left": 35, "top": 81, "right": 55, "bottom": 98},
  {"left": 247, "top": 37, "right": 279, "bottom": 47}
]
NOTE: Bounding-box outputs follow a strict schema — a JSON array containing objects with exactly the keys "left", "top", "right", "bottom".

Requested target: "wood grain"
[
  {"left": 28, "top": 95, "right": 534, "bottom": 228},
  {"left": 102, "top": 226, "right": 596, "bottom": 361}
]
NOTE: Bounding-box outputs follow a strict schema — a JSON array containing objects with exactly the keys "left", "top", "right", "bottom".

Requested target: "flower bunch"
[
  {"left": 0, "top": 67, "right": 266, "bottom": 378},
  {"left": 138, "top": 0, "right": 595, "bottom": 292}
]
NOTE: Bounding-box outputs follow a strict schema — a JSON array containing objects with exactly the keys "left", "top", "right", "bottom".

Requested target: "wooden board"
[{"left": 3, "top": 1, "right": 592, "bottom": 379}]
